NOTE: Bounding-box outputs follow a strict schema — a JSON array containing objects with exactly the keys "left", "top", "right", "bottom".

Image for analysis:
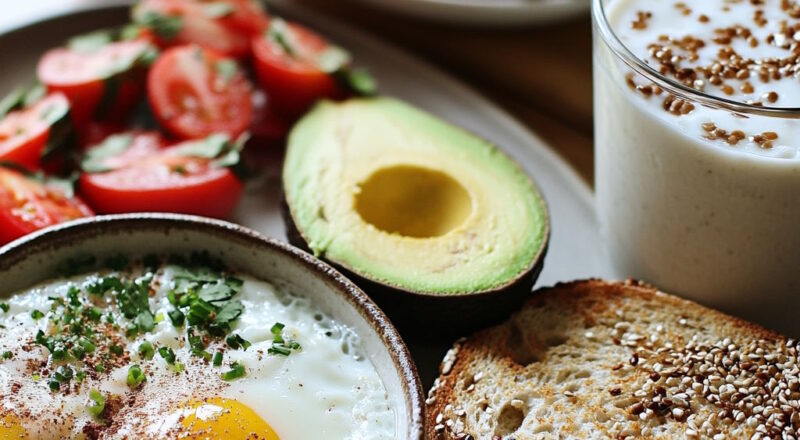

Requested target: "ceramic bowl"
[{"left": 0, "top": 213, "right": 424, "bottom": 439}]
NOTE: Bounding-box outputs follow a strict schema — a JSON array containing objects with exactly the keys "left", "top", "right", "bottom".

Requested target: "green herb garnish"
[
  {"left": 268, "top": 322, "right": 301, "bottom": 357},
  {"left": 225, "top": 334, "right": 251, "bottom": 351},
  {"left": 126, "top": 365, "right": 146, "bottom": 388},
  {"left": 87, "top": 389, "right": 106, "bottom": 417},
  {"left": 221, "top": 362, "right": 245, "bottom": 381},
  {"left": 168, "top": 309, "right": 185, "bottom": 327},
  {"left": 138, "top": 341, "right": 154, "bottom": 360},
  {"left": 158, "top": 347, "right": 176, "bottom": 365},
  {"left": 0, "top": 303, "right": 8, "bottom": 313},
  {"left": 213, "top": 351, "right": 223, "bottom": 367},
  {"left": 2, "top": 351, "right": 11, "bottom": 359},
  {"left": 30, "top": 310, "right": 44, "bottom": 320}
]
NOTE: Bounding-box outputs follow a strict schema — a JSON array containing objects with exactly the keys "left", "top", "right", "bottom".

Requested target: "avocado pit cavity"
[{"left": 354, "top": 165, "right": 472, "bottom": 238}]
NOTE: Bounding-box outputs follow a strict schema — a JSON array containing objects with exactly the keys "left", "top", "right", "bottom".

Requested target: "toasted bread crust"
[{"left": 425, "top": 280, "right": 789, "bottom": 439}]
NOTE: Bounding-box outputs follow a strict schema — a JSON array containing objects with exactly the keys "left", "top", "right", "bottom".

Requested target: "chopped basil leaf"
[
  {"left": 225, "top": 334, "right": 251, "bottom": 351},
  {"left": 213, "top": 351, "right": 223, "bottom": 367},
  {"left": 339, "top": 69, "right": 378, "bottom": 96},
  {"left": 266, "top": 18, "right": 295, "bottom": 56},
  {"left": 81, "top": 134, "right": 134, "bottom": 173},
  {"left": 316, "top": 46, "right": 352, "bottom": 74},
  {"left": 138, "top": 341, "right": 154, "bottom": 360},
  {"left": 87, "top": 389, "right": 106, "bottom": 417},
  {"left": 158, "top": 346, "right": 176, "bottom": 365},
  {"left": 203, "top": 2, "right": 235, "bottom": 19},
  {"left": 221, "top": 362, "right": 245, "bottom": 381},
  {"left": 135, "top": 11, "right": 183, "bottom": 40},
  {"left": 215, "top": 59, "right": 239, "bottom": 83},
  {"left": 0, "top": 87, "right": 25, "bottom": 119},
  {"left": 126, "top": 365, "right": 146, "bottom": 388},
  {"left": 68, "top": 30, "right": 114, "bottom": 53}
]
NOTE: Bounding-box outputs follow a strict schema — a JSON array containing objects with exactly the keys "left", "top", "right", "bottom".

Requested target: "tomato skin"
[
  {"left": 148, "top": 45, "right": 253, "bottom": 140},
  {"left": 37, "top": 40, "right": 151, "bottom": 130},
  {"left": 251, "top": 22, "right": 343, "bottom": 116},
  {"left": 135, "top": 0, "right": 261, "bottom": 59},
  {"left": 0, "top": 167, "right": 93, "bottom": 245},
  {"left": 0, "top": 93, "right": 71, "bottom": 171},
  {"left": 79, "top": 135, "right": 243, "bottom": 219}
]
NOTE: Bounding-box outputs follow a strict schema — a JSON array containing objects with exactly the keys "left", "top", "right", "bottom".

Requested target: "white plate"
[
  {"left": 341, "top": 0, "right": 589, "bottom": 26},
  {"left": 0, "top": 1, "right": 613, "bottom": 385}
]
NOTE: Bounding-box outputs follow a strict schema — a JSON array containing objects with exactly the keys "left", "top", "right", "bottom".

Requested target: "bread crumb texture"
[{"left": 425, "top": 279, "right": 798, "bottom": 440}]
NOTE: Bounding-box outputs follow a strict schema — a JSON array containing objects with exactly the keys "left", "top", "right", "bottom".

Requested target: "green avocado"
[{"left": 282, "top": 98, "right": 549, "bottom": 328}]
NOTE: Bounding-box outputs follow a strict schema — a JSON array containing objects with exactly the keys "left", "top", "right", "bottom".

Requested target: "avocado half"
[{"left": 282, "top": 97, "right": 549, "bottom": 334}]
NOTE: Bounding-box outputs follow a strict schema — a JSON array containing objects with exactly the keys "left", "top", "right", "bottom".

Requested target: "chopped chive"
[
  {"left": 76, "top": 370, "right": 86, "bottom": 382},
  {"left": 1, "top": 351, "right": 11, "bottom": 359},
  {"left": 0, "top": 303, "right": 8, "bottom": 312},
  {"left": 87, "top": 389, "right": 105, "bottom": 417},
  {"left": 213, "top": 351, "right": 223, "bottom": 367},
  {"left": 158, "top": 347, "right": 176, "bottom": 365},
  {"left": 48, "top": 379, "right": 61, "bottom": 391},
  {"left": 138, "top": 341, "right": 154, "bottom": 360},
  {"left": 221, "top": 362, "right": 245, "bottom": 381},
  {"left": 30, "top": 310, "right": 44, "bottom": 320},
  {"left": 109, "top": 345, "right": 124, "bottom": 356},
  {"left": 225, "top": 334, "right": 251, "bottom": 351},
  {"left": 126, "top": 365, "right": 145, "bottom": 388},
  {"left": 168, "top": 309, "right": 185, "bottom": 327},
  {"left": 95, "top": 364, "right": 105, "bottom": 373}
]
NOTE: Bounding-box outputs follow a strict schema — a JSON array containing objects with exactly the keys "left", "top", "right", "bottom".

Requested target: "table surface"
[{"left": 298, "top": 0, "right": 595, "bottom": 185}]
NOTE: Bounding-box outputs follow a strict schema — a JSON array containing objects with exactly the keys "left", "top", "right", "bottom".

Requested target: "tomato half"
[
  {"left": 133, "top": 0, "right": 267, "bottom": 59},
  {"left": 0, "top": 93, "right": 71, "bottom": 171},
  {"left": 252, "top": 20, "right": 343, "bottom": 116},
  {"left": 0, "top": 167, "right": 93, "bottom": 245},
  {"left": 37, "top": 39, "right": 152, "bottom": 129},
  {"left": 148, "top": 45, "right": 253, "bottom": 140},
  {"left": 79, "top": 134, "right": 243, "bottom": 218}
]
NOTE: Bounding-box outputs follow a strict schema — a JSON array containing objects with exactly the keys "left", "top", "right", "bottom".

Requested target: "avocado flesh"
[{"left": 283, "top": 97, "right": 548, "bottom": 295}]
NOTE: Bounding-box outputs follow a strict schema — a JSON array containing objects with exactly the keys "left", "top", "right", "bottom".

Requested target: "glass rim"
[{"left": 591, "top": 0, "right": 800, "bottom": 118}]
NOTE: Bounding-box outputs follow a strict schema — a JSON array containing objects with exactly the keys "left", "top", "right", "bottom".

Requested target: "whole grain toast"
[{"left": 425, "top": 280, "right": 798, "bottom": 439}]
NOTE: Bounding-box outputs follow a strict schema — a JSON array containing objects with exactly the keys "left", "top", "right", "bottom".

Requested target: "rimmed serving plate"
[{"left": 0, "top": 1, "right": 614, "bottom": 385}]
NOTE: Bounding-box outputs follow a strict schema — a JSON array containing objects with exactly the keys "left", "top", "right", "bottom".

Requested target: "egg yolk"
[
  {"left": 178, "top": 398, "right": 279, "bottom": 440},
  {"left": 0, "top": 414, "right": 27, "bottom": 440}
]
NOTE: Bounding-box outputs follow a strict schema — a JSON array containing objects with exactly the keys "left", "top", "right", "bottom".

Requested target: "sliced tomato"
[
  {"left": 37, "top": 39, "right": 153, "bottom": 129},
  {"left": 0, "top": 167, "right": 93, "bottom": 245},
  {"left": 133, "top": 0, "right": 267, "bottom": 59},
  {"left": 0, "top": 93, "right": 72, "bottom": 171},
  {"left": 79, "top": 134, "right": 243, "bottom": 218},
  {"left": 148, "top": 45, "right": 252, "bottom": 139},
  {"left": 252, "top": 20, "right": 344, "bottom": 116}
]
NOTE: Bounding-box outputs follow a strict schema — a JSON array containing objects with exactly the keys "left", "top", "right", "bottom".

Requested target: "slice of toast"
[{"left": 425, "top": 280, "right": 798, "bottom": 439}]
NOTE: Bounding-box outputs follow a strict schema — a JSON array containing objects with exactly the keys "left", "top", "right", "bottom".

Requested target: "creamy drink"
[{"left": 593, "top": 0, "right": 800, "bottom": 332}]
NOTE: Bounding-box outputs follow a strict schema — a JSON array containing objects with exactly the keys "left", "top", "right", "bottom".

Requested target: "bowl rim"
[{"left": 0, "top": 213, "right": 425, "bottom": 439}]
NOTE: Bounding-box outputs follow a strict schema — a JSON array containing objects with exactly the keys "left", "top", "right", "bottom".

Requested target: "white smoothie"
[{"left": 594, "top": 0, "right": 800, "bottom": 333}]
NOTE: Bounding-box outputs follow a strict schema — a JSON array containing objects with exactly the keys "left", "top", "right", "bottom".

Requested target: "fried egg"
[{"left": 0, "top": 262, "right": 395, "bottom": 439}]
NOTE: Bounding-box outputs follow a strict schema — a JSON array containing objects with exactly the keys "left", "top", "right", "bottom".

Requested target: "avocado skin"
[{"left": 282, "top": 196, "right": 547, "bottom": 337}]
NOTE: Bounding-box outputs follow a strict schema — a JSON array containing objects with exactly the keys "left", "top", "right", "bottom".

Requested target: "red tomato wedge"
[
  {"left": 252, "top": 20, "right": 344, "bottom": 116},
  {"left": 133, "top": 0, "right": 268, "bottom": 59},
  {"left": 0, "top": 93, "right": 71, "bottom": 171},
  {"left": 37, "top": 39, "right": 153, "bottom": 129},
  {"left": 0, "top": 167, "right": 93, "bottom": 245},
  {"left": 148, "top": 45, "right": 252, "bottom": 140},
  {"left": 79, "top": 133, "right": 243, "bottom": 218}
]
